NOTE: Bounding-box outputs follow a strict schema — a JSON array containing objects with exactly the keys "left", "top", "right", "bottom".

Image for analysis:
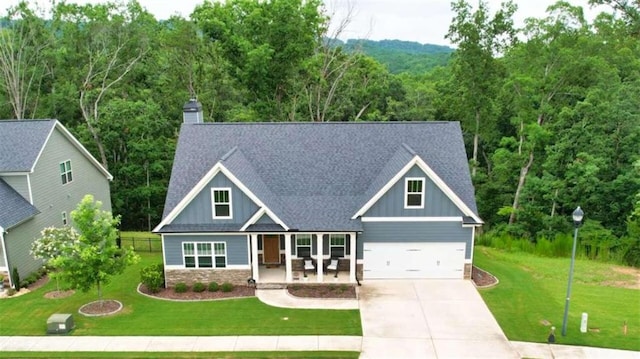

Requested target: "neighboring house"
[
  {"left": 0, "top": 120, "right": 112, "bottom": 288},
  {"left": 154, "top": 102, "right": 482, "bottom": 287}
]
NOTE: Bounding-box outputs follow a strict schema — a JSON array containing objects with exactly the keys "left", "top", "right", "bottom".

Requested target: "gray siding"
[
  {"left": 256, "top": 213, "right": 276, "bottom": 224},
  {"left": 7, "top": 128, "right": 111, "bottom": 279},
  {"left": 365, "top": 165, "right": 464, "bottom": 217},
  {"left": 172, "top": 173, "right": 258, "bottom": 225},
  {"left": 164, "top": 234, "right": 249, "bottom": 266},
  {"left": 358, "top": 221, "right": 472, "bottom": 260},
  {"left": 1, "top": 175, "right": 30, "bottom": 202}
]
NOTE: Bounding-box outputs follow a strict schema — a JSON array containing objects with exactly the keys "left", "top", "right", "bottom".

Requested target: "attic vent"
[{"left": 183, "top": 99, "right": 203, "bottom": 124}]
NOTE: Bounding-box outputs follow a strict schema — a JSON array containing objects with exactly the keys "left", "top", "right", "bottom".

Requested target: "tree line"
[{"left": 1, "top": 0, "right": 638, "bottom": 265}]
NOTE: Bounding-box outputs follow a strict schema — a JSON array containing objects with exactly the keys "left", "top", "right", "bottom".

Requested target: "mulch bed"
[
  {"left": 472, "top": 266, "right": 498, "bottom": 287},
  {"left": 139, "top": 284, "right": 255, "bottom": 300},
  {"left": 287, "top": 284, "right": 357, "bottom": 299},
  {"left": 44, "top": 289, "right": 75, "bottom": 299},
  {"left": 79, "top": 299, "right": 122, "bottom": 316}
]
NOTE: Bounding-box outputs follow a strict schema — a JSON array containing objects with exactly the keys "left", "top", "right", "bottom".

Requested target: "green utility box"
[{"left": 47, "top": 313, "right": 74, "bottom": 334}]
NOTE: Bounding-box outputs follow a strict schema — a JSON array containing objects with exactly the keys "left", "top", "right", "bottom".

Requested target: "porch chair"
[
  {"left": 327, "top": 259, "right": 339, "bottom": 278},
  {"left": 304, "top": 259, "right": 315, "bottom": 276}
]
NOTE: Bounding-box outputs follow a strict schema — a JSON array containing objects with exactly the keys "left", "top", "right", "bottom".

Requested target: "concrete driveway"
[{"left": 358, "top": 280, "right": 519, "bottom": 359}]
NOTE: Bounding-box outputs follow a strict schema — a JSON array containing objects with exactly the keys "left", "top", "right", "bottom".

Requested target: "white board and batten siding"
[{"left": 363, "top": 242, "right": 466, "bottom": 279}]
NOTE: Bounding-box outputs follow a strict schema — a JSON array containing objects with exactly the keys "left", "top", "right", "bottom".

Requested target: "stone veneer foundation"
[
  {"left": 464, "top": 263, "right": 472, "bottom": 279},
  {"left": 165, "top": 269, "right": 251, "bottom": 287}
]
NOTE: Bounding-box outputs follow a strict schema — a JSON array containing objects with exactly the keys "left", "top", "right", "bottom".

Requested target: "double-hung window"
[
  {"left": 296, "top": 234, "right": 311, "bottom": 258},
  {"left": 330, "top": 234, "right": 345, "bottom": 258},
  {"left": 62, "top": 211, "right": 68, "bottom": 226},
  {"left": 183, "top": 242, "right": 226, "bottom": 268},
  {"left": 405, "top": 178, "right": 425, "bottom": 208},
  {"left": 60, "top": 160, "right": 73, "bottom": 184},
  {"left": 211, "top": 188, "right": 232, "bottom": 219}
]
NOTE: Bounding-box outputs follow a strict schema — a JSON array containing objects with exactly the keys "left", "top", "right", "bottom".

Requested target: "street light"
[{"left": 562, "top": 206, "right": 584, "bottom": 336}]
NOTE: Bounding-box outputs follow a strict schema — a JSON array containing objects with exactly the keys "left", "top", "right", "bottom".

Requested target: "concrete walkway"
[
  {"left": 255, "top": 288, "right": 359, "bottom": 309},
  {"left": 0, "top": 335, "right": 362, "bottom": 352}
]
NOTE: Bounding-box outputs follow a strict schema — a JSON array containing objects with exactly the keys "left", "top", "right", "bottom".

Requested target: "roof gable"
[{"left": 0, "top": 120, "right": 112, "bottom": 180}]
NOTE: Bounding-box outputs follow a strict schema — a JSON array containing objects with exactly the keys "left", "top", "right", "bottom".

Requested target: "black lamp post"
[{"left": 561, "top": 206, "right": 584, "bottom": 336}]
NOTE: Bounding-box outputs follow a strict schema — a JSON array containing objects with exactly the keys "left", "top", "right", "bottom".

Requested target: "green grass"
[
  {"left": 0, "top": 253, "right": 361, "bottom": 336},
  {"left": 474, "top": 246, "right": 640, "bottom": 351},
  {"left": 0, "top": 351, "right": 359, "bottom": 358}
]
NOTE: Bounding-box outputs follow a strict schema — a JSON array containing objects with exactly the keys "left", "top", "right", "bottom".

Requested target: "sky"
[{"left": 4, "top": 0, "right": 609, "bottom": 46}]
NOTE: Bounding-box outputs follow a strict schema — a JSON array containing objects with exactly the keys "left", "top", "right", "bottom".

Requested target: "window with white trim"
[
  {"left": 183, "top": 242, "right": 226, "bottom": 268},
  {"left": 296, "top": 234, "right": 311, "bottom": 258},
  {"left": 405, "top": 178, "right": 424, "bottom": 208},
  {"left": 330, "top": 234, "right": 345, "bottom": 258},
  {"left": 60, "top": 160, "right": 73, "bottom": 184},
  {"left": 62, "top": 211, "right": 67, "bottom": 226},
  {"left": 211, "top": 188, "right": 232, "bottom": 219}
]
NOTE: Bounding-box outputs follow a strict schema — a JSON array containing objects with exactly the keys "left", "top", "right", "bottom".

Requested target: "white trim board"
[
  {"left": 361, "top": 217, "right": 463, "bottom": 222},
  {"left": 153, "top": 162, "right": 289, "bottom": 232},
  {"left": 352, "top": 155, "right": 482, "bottom": 224}
]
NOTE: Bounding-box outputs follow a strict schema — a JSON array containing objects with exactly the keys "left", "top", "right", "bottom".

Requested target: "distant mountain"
[{"left": 339, "top": 39, "right": 455, "bottom": 74}]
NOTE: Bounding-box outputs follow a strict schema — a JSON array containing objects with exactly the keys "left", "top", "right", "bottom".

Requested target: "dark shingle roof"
[
  {"left": 0, "top": 120, "right": 55, "bottom": 172},
  {"left": 0, "top": 178, "right": 39, "bottom": 229},
  {"left": 162, "top": 122, "right": 479, "bottom": 231}
]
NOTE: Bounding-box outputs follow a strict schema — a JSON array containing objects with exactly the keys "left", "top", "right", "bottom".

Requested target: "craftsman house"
[
  {"left": 0, "top": 120, "right": 112, "bottom": 288},
  {"left": 154, "top": 101, "right": 482, "bottom": 287}
]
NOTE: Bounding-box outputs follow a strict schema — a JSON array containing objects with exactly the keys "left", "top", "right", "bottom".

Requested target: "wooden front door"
[{"left": 263, "top": 235, "right": 281, "bottom": 264}]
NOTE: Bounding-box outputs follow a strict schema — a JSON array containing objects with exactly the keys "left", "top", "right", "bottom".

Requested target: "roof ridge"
[{"left": 185, "top": 121, "right": 455, "bottom": 126}]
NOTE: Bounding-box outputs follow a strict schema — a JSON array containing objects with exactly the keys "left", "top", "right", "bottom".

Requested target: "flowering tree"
[
  {"left": 31, "top": 226, "right": 78, "bottom": 291},
  {"left": 50, "top": 195, "right": 139, "bottom": 302}
]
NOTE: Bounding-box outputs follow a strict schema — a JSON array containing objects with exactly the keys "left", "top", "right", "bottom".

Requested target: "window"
[
  {"left": 60, "top": 160, "right": 73, "bottom": 184},
  {"left": 183, "top": 242, "right": 226, "bottom": 268},
  {"left": 211, "top": 188, "right": 232, "bottom": 218},
  {"left": 62, "top": 212, "right": 67, "bottom": 226},
  {"left": 405, "top": 178, "right": 424, "bottom": 208},
  {"left": 330, "top": 234, "right": 345, "bottom": 258},
  {"left": 296, "top": 234, "right": 311, "bottom": 258}
]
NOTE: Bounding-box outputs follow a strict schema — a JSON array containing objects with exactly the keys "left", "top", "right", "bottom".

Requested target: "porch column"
[
  {"left": 350, "top": 232, "right": 357, "bottom": 283},
  {"left": 251, "top": 234, "right": 259, "bottom": 281},
  {"left": 284, "top": 233, "right": 292, "bottom": 282},
  {"left": 316, "top": 233, "right": 324, "bottom": 282}
]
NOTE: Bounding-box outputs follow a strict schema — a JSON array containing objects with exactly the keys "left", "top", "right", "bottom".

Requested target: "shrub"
[
  {"left": 140, "top": 263, "right": 165, "bottom": 293},
  {"left": 11, "top": 267, "right": 20, "bottom": 292},
  {"left": 221, "top": 282, "right": 234, "bottom": 292},
  {"left": 174, "top": 282, "right": 188, "bottom": 293},
  {"left": 6, "top": 288, "right": 16, "bottom": 296},
  {"left": 208, "top": 282, "right": 219, "bottom": 292},
  {"left": 192, "top": 282, "right": 206, "bottom": 292}
]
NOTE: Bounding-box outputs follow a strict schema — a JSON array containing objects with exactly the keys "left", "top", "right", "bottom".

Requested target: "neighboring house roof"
[
  {"left": 0, "top": 120, "right": 54, "bottom": 172},
  {"left": 0, "top": 178, "right": 39, "bottom": 230},
  {"left": 0, "top": 119, "right": 112, "bottom": 180},
  {"left": 160, "top": 122, "right": 480, "bottom": 232}
]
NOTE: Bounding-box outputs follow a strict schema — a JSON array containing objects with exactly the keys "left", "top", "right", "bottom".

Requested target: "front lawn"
[
  {"left": 474, "top": 246, "right": 640, "bottom": 351},
  {"left": 0, "top": 253, "right": 361, "bottom": 336}
]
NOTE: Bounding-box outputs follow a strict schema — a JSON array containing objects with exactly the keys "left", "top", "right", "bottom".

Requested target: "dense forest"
[{"left": 0, "top": 0, "right": 638, "bottom": 265}]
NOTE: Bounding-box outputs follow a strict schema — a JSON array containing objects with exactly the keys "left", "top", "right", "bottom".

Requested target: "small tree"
[
  {"left": 51, "top": 195, "right": 139, "bottom": 302},
  {"left": 31, "top": 226, "right": 79, "bottom": 291}
]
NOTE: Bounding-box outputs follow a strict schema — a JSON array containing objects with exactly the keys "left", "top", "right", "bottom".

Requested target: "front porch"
[
  {"left": 258, "top": 264, "right": 353, "bottom": 285},
  {"left": 250, "top": 232, "right": 358, "bottom": 284}
]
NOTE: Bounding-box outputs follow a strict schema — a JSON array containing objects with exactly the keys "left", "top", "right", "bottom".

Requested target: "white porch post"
[
  {"left": 316, "top": 233, "right": 324, "bottom": 282},
  {"left": 284, "top": 233, "right": 292, "bottom": 282},
  {"left": 350, "top": 232, "right": 357, "bottom": 283},
  {"left": 251, "top": 234, "right": 259, "bottom": 281}
]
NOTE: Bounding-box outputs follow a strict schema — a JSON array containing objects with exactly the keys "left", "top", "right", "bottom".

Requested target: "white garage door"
[{"left": 363, "top": 242, "right": 466, "bottom": 279}]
